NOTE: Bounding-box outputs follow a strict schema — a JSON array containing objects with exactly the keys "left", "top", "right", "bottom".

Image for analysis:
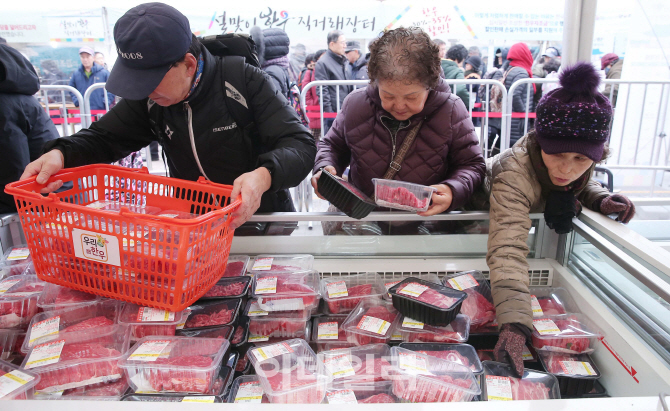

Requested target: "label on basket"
[
  {"left": 137, "top": 307, "right": 175, "bottom": 322},
  {"left": 385, "top": 281, "right": 401, "bottom": 298},
  {"left": 560, "top": 361, "right": 597, "bottom": 376},
  {"left": 356, "top": 316, "right": 391, "bottom": 336},
  {"left": 402, "top": 317, "right": 424, "bottom": 330},
  {"left": 0, "top": 370, "right": 35, "bottom": 399},
  {"left": 247, "top": 301, "right": 269, "bottom": 316},
  {"left": 181, "top": 396, "right": 216, "bottom": 403},
  {"left": 250, "top": 342, "right": 294, "bottom": 362},
  {"left": 255, "top": 276, "right": 277, "bottom": 294},
  {"left": 248, "top": 335, "right": 269, "bottom": 343},
  {"left": 252, "top": 257, "right": 274, "bottom": 271},
  {"left": 29, "top": 316, "right": 60, "bottom": 345},
  {"left": 327, "top": 390, "right": 358, "bottom": 405},
  {"left": 533, "top": 319, "right": 561, "bottom": 335},
  {"left": 318, "top": 322, "right": 339, "bottom": 340},
  {"left": 324, "top": 354, "right": 355, "bottom": 379},
  {"left": 25, "top": 339, "right": 65, "bottom": 369},
  {"left": 72, "top": 228, "right": 121, "bottom": 267},
  {"left": 326, "top": 281, "right": 349, "bottom": 298},
  {"left": 486, "top": 376, "right": 513, "bottom": 401},
  {"left": 0, "top": 278, "right": 21, "bottom": 294},
  {"left": 129, "top": 340, "right": 171, "bottom": 362},
  {"left": 398, "top": 282, "right": 429, "bottom": 297},
  {"left": 530, "top": 295, "right": 543, "bottom": 317},
  {"left": 521, "top": 346, "right": 534, "bottom": 361},
  {"left": 398, "top": 352, "right": 429, "bottom": 373},
  {"left": 447, "top": 274, "right": 479, "bottom": 291},
  {"left": 7, "top": 247, "right": 30, "bottom": 261},
  {"left": 234, "top": 381, "right": 264, "bottom": 403}
]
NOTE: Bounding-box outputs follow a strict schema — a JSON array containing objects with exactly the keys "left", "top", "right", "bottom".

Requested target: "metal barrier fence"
[{"left": 38, "top": 85, "right": 84, "bottom": 137}]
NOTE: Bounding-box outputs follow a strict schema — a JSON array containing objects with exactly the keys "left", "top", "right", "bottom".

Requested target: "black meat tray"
[
  {"left": 389, "top": 277, "right": 467, "bottom": 326},
  {"left": 317, "top": 168, "right": 376, "bottom": 219},
  {"left": 197, "top": 276, "right": 252, "bottom": 301},
  {"left": 538, "top": 352, "right": 602, "bottom": 398}
]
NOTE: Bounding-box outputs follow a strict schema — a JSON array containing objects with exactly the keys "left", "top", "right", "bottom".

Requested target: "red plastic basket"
[{"left": 4, "top": 164, "right": 241, "bottom": 311}]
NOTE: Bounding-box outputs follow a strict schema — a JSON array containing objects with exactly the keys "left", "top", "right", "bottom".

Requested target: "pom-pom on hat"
[{"left": 535, "top": 62, "right": 613, "bottom": 162}]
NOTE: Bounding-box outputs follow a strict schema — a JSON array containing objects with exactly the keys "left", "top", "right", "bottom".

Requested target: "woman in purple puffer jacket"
[{"left": 311, "top": 27, "right": 485, "bottom": 223}]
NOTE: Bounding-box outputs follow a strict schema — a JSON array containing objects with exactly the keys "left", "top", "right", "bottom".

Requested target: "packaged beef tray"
[
  {"left": 443, "top": 270, "right": 497, "bottom": 332},
  {"left": 0, "top": 358, "right": 40, "bottom": 400},
  {"left": 482, "top": 360, "right": 561, "bottom": 400},
  {"left": 320, "top": 273, "right": 385, "bottom": 314},
  {"left": 529, "top": 287, "right": 578, "bottom": 317},
  {"left": 252, "top": 270, "right": 320, "bottom": 312},
  {"left": 312, "top": 316, "right": 354, "bottom": 352},
  {"left": 247, "top": 338, "right": 328, "bottom": 403},
  {"left": 389, "top": 347, "right": 480, "bottom": 402},
  {"left": 317, "top": 168, "right": 377, "bottom": 219},
  {"left": 531, "top": 314, "right": 601, "bottom": 354},
  {"left": 538, "top": 351, "right": 601, "bottom": 397},
  {"left": 176, "top": 324, "right": 234, "bottom": 341},
  {"left": 122, "top": 393, "right": 224, "bottom": 402},
  {"left": 227, "top": 375, "right": 269, "bottom": 403},
  {"left": 372, "top": 179, "right": 437, "bottom": 213},
  {"left": 33, "top": 378, "right": 130, "bottom": 401},
  {"left": 398, "top": 342, "right": 482, "bottom": 374},
  {"left": 382, "top": 274, "right": 441, "bottom": 301},
  {"left": 342, "top": 299, "right": 401, "bottom": 345},
  {"left": 0, "top": 246, "right": 32, "bottom": 279},
  {"left": 222, "top": 255, "right": 250, "bottom": 278},
  {"left": 389, "top": 277, "right": 466, "bottom": 326},
  {"left": 0, "top": 329, "right": 21, "bottom": 361},
  {"left": 182, "top": 299, "right": 241, "bottom": 330},
  {"left": 249, "top": 255, "right": 314, "bottom": 273},
  {"left": 0, "top": 275, "right": 45, "bottom": 329},
  {"left": 325, "top": 381, "right": 397, "bottom": 404},
  {"left": 118, "top": 304, "right": 189, "bottom": 342},
  {"left": 199, "top": 276, "right": 251, "bottom": 300},
  {"left": 21, "top": 324, "right": 130, "bottom": 393},
  {"left": 245, "top": 300, "right": 311, "bottom": 340},
  {"left": 22, "top": 299, "right": 122, "bottom": 353},
  {"left": 119, "top": 335, "right": 229, "bottom": 394},
  {"left": 230, "top": 316, "right": 249, "bottom": 348},
  {"left": 317, "top": 343, "right": 392, "bottom": 384},
  {"left": 397, "top": 313, "right": 470, "bottom": 344},
  {"left": 37, "top": 283, "right": 103, "bottom": 311}
]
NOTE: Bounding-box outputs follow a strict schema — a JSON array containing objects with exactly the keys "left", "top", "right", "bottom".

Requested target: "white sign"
[
  {"left": 72, "top": 229, "right": 121, "bottom": 267},
  {"left": 46, "top": 16, "right": 105, "bottom": 40}
]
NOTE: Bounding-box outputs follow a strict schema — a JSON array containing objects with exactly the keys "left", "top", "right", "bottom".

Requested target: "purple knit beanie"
[{"left": 535, "top": 62, "right": 613, "bottom": 162}]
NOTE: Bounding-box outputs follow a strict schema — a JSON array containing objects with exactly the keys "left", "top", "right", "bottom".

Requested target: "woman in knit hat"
[{"left": 484, "top": 62, "right": 635, "bottom": 377}]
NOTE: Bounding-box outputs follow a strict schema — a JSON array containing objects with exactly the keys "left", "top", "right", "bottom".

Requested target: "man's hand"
[
  {"left": 20, "top": 150, "right": 65, "bottom": 194},
  {"left": 229, "top": 167, "right": 273, "bottom": 230},
  {"left": 418, "top": 184, "right": 453, "bottom": 216},
  {"left": 310, "top": 165, "right": 337, "bottom": 200}
]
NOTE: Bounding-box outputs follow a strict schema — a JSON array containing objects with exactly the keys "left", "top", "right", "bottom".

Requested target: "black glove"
[
  {"left": 494, "top": 323, "right": 530, "bottom": 378},
  {"left": 544, "top": 190, "right": 579, "bottom": 234}
]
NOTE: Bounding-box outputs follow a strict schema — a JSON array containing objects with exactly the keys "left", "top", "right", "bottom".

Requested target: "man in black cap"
[
  {"left": 345, "top": 41, "right": 368, "bottom": 80},
  {"left": 21, "top": 2, "right": 316, "bottom": 229}
]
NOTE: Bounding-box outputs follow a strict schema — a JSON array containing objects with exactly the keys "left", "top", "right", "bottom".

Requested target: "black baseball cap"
[{"left": 106, "top": 2, "right": 192, "bottom": 100}]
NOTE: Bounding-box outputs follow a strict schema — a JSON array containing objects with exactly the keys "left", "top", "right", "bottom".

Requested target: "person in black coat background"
[
  {"left": 0, "top": 44, "right": 59, "bottom": 213},
  {"left": 251, "top": 26, "right": 292, "bottom": 97}
]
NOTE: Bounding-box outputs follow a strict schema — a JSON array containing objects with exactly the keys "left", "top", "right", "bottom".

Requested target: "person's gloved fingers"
[
  {"left": 619, "top": 204, "right": 635, "bottom": 224},
  {"left": 603, "top": 198, "right": 627, "bottom": 213}
]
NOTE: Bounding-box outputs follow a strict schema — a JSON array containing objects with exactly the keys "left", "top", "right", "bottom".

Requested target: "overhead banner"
[
  {"left": 0, "top": 14, "right": 49, "bottom": 43},
  {"left": 46, "top": 16, "right": 106, "bottom": 42}
]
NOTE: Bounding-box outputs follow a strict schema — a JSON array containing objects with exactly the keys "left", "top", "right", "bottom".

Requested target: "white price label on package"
[
  {"left": 137, "top": 307, "right": 175, "bottom": 322},
  {"left": 252, "top": 257, "right": 274, "bottom": 271},
  {"left": 324, "top": 354, "right": 355, "bottom": 379},
  {"left": 250, "top": 342, "right": 294, "bottom": 362},
  {"left": 247, "top": 300, "right": 269, "bottom": 316},
  {"left": 29, "top": 316, "right": 60, "bottom": 345},
  {"left": 447, "top": 274, "right": 479, "bottom": 291},
  {"left": 0, "top": 278, "right": 21, "bottom": 294},
  {"left": 0, "top": 370, "right": 35, "bottom": 399},
  {"left": 398, "top": 282, "right": 429, "bottom": 297},
  {"left": 318, "top": 321, "right": 339, "bottom": 340},
  {"left": 326, "top": 281, "right": 348, "bottom": 298},
  {"left": 255, "top": 276, "right": 277, "bottom": 294},
  {"left": 235, "top": 381, "right": 264, "bottom": 403},
  {"left": 530, "top": 295, "right": 544, "bottom": 317},
  {"left": 398, "top": 352, "right": 429, "bottom": 373},
  {"left": 128, "top": 340, "right": 171, "bottom": 362},
  {"left": 356, "top": 315, "right": 391, "bottom": 335},
  {"left": 533, "top": 319, "right": 561, "bottom": 335},
  {"left": 25, "top": 339, "right": 65, "bottom": 369},
  {"left": 401, "top": 317, "right": 424, "bottom": 330},
  {"left": 181, "top": 396, "right": 216, "bottom": 403},
  {"left": 327, "top": 389, "right": 358, "bottom": 404},
  {"left": 7, "top": 247, "right": 30, "bottom": 261},
  {"left": 560, "top": 361, "right": 597, "bottom": 376},
  {"left": 486, "top": 375, "right": 513, "bottom": 401}
]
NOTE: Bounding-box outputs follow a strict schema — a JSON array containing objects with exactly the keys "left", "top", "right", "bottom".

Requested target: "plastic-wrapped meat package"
[
  {"left": 373, "top": 180, "right": 436, "bottom": 212},
  {"left": 1, "top": 246, "right": 32, "bottom": 273},
  {"left": 235, "top": 355, "right": 249, "bottom": 372},
  {"left": 320, "top": 273, "right": 384, "bottom": 315},
  {"left": 228, "top": 375, "right": 269, "bottom": 403},
  {"left": 254, "top": 271, "right": 319, "bottom": 312},
  {"left": 176, "top": 326, "right": 234, "bottom": 357},
  {"left": 395, "top": 283, "right": 459, "bottom": 309},
  {"left": 54, "top": 287, "right": 99, "bottom": 309},
  {"left": 485, "top": 377, "right": 553, "bottom": 400},
  {"left": 399, "top": 343, "right": 482, "bottom": 374},
  {"left": 0, "top": 275, "right": 45, "bottom": 329},
  {"left": 0, "top": 359, "right": 40, "bottom": 400},
  {"left": 250, "top": 255, "right": 314, "bottom": 273},
  {"left": 312, "top": 316, "right": 352, "bottom": 351},
  {"left": 418, "top": 351, "right": 471, "bottom": 368},
  {"left": 222, "top": 256, "right": 250, "bottom": 277},
  {"left": 342, "top": 300, "right": 400, "bottom": 345},
  {"left": 246, "top": 299, "right": 310, "bottom": 339},
  {"left": 118, "top": 303, "right": 188, "bottom": 342},
  {"left": 536, "top": 298, "right": 567, "bottom": 316},
  {"left": 477, "top": 350, "right": 496, "bottom": 362},
  {"left": 540, "top": 352, "right": 598, "bottom": 376},
  {"left": 482, "top": 360, "right": 560, "bottom": 400},
  {"left": 319, "top": 344, "right": 391, "bottom": 384},
  {"left": 231, "top": 319, "right": 249, "bottom": 346},
  {"left": 201, "top": 277, "right": 250, "bottom": 299},
  {"left": 266, "top": 365, "right": 319, "bottom": 397},
  {"left": 60, "top": 378, "right": 129, "bottom": 399},
  {"left": 359, "top": 393, "right": 396, "bottom": 403},
  {"left": 399, "top": 314, "right": 470, "bottom": 343},
  {"left": 184, "top": 299, "right": 241, "bottom": 330},
  {"left": 0, "top": 329, "right": 21, "bottom": 360},
  {"left": 327, "top": 284, "right": 372, "bottom": 313},
  {"left": 443, "top": 271, "right": 496, "bottom": 330},
  {"left": 23, "top": 325, "right": 129, "bottom": 393},
  {"left": 531, "top": 314, "right": 600, "bottom": 354},
  {"left": 393, "top": 374, "right": 476, "bottom": 402}
]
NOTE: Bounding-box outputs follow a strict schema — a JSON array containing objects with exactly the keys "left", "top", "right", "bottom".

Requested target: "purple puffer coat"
[{"left": 314, "top": 82, "right": 485, "bottom": 211}]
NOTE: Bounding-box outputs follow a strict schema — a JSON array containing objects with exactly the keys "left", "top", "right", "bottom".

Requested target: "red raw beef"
[
  {"left": 258, "top": 274, "right": 317, "bottom": 309},
  {"left": 359, "top": 393, "right": 396, "bottom": 403},
  {"left": 417, "top": 351, "right": 473, "bottom": 371},
  {"left": 0, "top": 283, "right": 44, "bottom": 328},
  {"left": 327, "top": 284, "right": 372, "bottom": 314},
  {"left": 207, "top": 377, "right": 224, "bottom": 395},
  {"left": 536, "top": 297, "right": 567, "bottom": 316},
  {"left": 377, "top": 186, "right": 428, "bottom": 209},
  {"left": 393, "top": 374, "right": 473, "bottom": 402},
  {"left": 477, "top": 350, "right": 495, "bottom": 362},
  {"left": 249, "top": 316, "right": 306, "bottom": 338},
  {"left": 459, "top": 289, "right": 496, "bottom": 327},
  {"left": 146, "top": 355, "right": 215, "bottom": 393},
  {"left": 223, "top": 261, "right": 246, "bottom": 277},
  {"left": 350, "top": 306, "right": 397, "bottom": 345},
  {"left": 202, "top": 281, "right": 246, "bottom": 298},
  {"left": 403, "top": 324, "right": 465, "bottom": 343},
  {"left": 35, "top": 343, "right": 123, "bottom": 391},
  {"left": 62, "top": 378, "right": 129, "bottom": 397},
  {"left": 352, "top": 357, "right": 392, "bottom": 382},
  {"left": 130, "top": 324, "right": 177, "bottom": 341},
  {"left": 63, "top": 316, "right": 114, "bottom": 332},
  {"left": 232, "top": 326, "right": 246, "bottom": 344},
  {"left": 185, "top": 308, "right": 234, "bottom": 328},
  {"left": 397, "top": 284, "right": 458, "bottom": 309},
  {"left": 542, "top": 353, "right": 593, "bottom": 375},
  {"left": 265, "top": 365, "right": 323, "bottom": 403},
  {"left": 260, "top": 264, "right": 303, "bottom": 272},
  {"left": 509, "top": 377, "right": 551, "bottom": 400},
  {"left": 236, "top": 355, "right": 249, "bottom": 372},
  {"left": 54, "top": 287, "right": 97, "bottom": 308},
  {"left": 531, "top": 315, "right": 590, "bottom": 353}
]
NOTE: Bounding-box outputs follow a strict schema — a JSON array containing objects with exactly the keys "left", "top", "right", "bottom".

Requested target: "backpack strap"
[{"left": 220, "top": 56, "right": 254, "bottom": 131}]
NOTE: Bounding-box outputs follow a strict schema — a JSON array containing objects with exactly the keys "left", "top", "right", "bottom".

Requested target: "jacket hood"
[
  {"left": 0, "top": 44, "right": 40, "bottom": 95},
  {"left": 507, "top": 43, "right": 534, "bottom": 76},
  {"left": 367, "top": 80, "right": 452, "bottom": 120},
  {"left": 262, "top": 28, "right": 290, "bottom": 61}
]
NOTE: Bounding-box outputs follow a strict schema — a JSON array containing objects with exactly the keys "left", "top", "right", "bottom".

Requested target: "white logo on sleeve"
[
  {"left": 213, "top": 123, "right": 238, "bottom": 132},
  {"left": 165, "top": 124, "right": 173, "bottom": 139}
]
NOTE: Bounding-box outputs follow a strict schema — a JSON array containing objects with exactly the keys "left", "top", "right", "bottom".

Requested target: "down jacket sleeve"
[
  {"left": 440, "top": 96, "right": 485, "bottom": 211},
  {"left": 487, "top": 165, "right": 535, "bottom": 332},
  {"left": 578, "top": 178, "right": 610, "bottom": 210},
  {"left": 312, "top": 94, "right": 352, "bottom": 176}
]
